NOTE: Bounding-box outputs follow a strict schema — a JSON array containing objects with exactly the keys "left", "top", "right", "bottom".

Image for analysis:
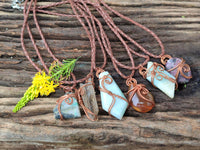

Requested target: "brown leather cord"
[
  {"left": 79, "top": 1, "right": 137, "bottom": 78},
  {"left": 21, "top": 0, "right": 41, "bottom": 72},
  {"left": 70, "top": 0, "right": 165, "bottom": 78},
  {"left": 21, "top": 0, "right": 167, "bottom": 119},
  {"left": 21, "top": 0, "right": 103, "bottom": 86},
  {"left": 24, "top": 0, "right": 166, "bottom": 80},
  {"left": 100, "top": 0, "right": 165, "bottom": 58},
  {"left": 76, "top": 0, "right": 162, "bottom": 70},
  {"left": 35, "top": 4, "right": 107, "bottom": 71},
  {"left": 23, "top": 0, "right": 49, "bottom": 72},
  {"left": 33, "top": 0, "right": 59, "bottom": 63},
  {"left": 74, "top": 2, "right": 135, "bottom": 79}
]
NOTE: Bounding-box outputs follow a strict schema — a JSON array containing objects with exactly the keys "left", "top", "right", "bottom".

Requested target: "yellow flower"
[
  {"left": 32, "top": 71, "right": 58, "bottom": 97},
  {"left": 13, "top": 71, "right": 59, "bottom": 113}
]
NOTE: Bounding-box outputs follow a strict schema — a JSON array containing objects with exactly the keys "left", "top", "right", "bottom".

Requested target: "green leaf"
[{"left": 49, "top": 58, "right": 78, "bottom": 82}]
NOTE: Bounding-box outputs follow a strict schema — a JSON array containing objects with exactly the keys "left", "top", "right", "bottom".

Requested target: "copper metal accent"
[
  {"left": 78, "top": 78, "right": 98, "bottom": 121},
  {"left": 56, "top": 93, "right": 75, "bottom": 120},
  {"left": 139, "top": 62, "right": 178, "bottom": 89},
  {"left": 96, "top": 68, "right": 105, "bottom": 78},
  {"left": 168, "top": 58, "right": 192, "bottom": 80},
  {"left": 161, "top": 54, "right": 172, "bottom": 65},
  {"left": 126, "top": 78, "right": 155, "bottom": 112}
]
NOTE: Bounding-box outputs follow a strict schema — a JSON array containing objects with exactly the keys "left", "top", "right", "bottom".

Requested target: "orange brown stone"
[{"left": 128, "top": 84, "right": 155, "bottom": 113}]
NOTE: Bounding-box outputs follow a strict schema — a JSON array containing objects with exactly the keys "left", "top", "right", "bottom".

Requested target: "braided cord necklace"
[{"left": 13, "top": 0, "right": 192, "bottom": 121}]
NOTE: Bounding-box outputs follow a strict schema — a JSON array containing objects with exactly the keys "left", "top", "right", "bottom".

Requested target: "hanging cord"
[
  {"left": 75, "top": 1, "right": 136, "bottom": 79},
  {"left": 21, "top": 0, "right": 167, "bottom": 120},
  {"left": 21, "top": 0, "right": 110, "bottom": 120},
  {"left": 21, "top": 0, "right": 108, "bottom": 86},
  {"left": 33, "top": 0, "right": 136, "bottom": 79},
  {"left": 99, "top": 0, "right": 165, "bottom": 58},
  {"left": 21, "top": 0, "right": 41, "bottom": 72},
  {"left": 31, "top": 0, "right": 166, "bottom": 80}
]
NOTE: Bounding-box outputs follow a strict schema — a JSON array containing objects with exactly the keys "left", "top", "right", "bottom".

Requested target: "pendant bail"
[{"left": 161, "top": 54, "right": 172, "bottom": 65}]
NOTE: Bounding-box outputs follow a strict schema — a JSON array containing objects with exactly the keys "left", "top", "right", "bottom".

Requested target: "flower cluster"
[
  {"left": 13, "top": 71, "right": 58, "bottom": 113},
  {"left": 32, "top": 72, "right": 58, "bottom": 96},
  {"left": 13, "top": 58, "right": 78, "bottom": 113}
]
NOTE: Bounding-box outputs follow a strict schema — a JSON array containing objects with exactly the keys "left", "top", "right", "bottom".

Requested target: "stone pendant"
[
  {"left": 80, "top": 78, "right": 99, "bottom": 121},
  {"left": 53, "top": 92, "right": 81, "bottom": 120},
  {"left": 98, "top": 71, "right": 128, "bottom": 120},
  {"left": 127, "top": 78, "right": 155, "bottom": 113},
  {"left": 161, "top": 55, "right": 192, "bottom": 84},
  {"left": 140, "top": 61, "right": 176, "bottom": 99}
]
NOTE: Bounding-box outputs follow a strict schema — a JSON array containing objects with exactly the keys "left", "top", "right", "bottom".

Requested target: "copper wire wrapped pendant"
[
  {"left": 53, "top": 92, "right": 81, "bottom": 120},
  {"left": 126, "top": 78, "right": 155, "bottom": 113},
  {"left": 79, "top": 77, "right": 99, "bottom": 121},
  {"left": 139, "top": 61, "right": 177, "bottom": 99},
  {"left": 161, "top": 55, "right": 192, "bottom": 84},
  {"left": 96, "top": 69, "right": 128, "bottom": 120}
]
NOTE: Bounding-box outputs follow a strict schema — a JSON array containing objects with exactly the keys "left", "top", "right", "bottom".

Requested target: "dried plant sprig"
[
  {"left": 49, "top": 58, "right": 78, "bottom": 82},
  {"left": 13, "top": 58, "right": 79, "bottom": 113}
]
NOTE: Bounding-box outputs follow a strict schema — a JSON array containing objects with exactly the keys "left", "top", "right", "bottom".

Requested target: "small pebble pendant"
[
  {"left": 139, "top": 61, "right": 177, "bottom": 99},
  {"left": 126, "top": 78, "right": 155, "bottom": 113},
  {"left": 96, "top": 69, "right": 128, "bottom": 120},
  {"left": 53, "top": 92, "right": 81, "bottom": 120},
  {"left": 161, "top": 55, "right": 192, "bottom": 84},
  {"left": 79, "top": 77, "right": 99, "bottom": 121}
]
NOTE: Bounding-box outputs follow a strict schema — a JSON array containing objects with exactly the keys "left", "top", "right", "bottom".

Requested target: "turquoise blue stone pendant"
[
  {"left": 139, "top": 61, "right": 177, "bottom": 99},
  {"left": 97, "top": 70, "right": 128, "bottom": 120},
  {"left": 53, "top": 92, "right": 81, "bottom": 120}
]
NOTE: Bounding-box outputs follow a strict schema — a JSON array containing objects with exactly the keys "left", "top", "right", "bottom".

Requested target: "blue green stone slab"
[
  {"left": 99, "top": 71, "right": 128, "bottom": 120},
  {"left": 146, "top": 61, "right": 176, "bottom": 99},
  {"left": 53, "top": 93, "right": 81, "bottom": 119}
]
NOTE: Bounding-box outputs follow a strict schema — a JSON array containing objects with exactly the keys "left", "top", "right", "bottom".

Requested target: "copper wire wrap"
[
  {"left": 126, "top": 78, "right": 155, "bottom": 107},
  {"left": 167, "top": 58, "right": 192, "bottom": 80},
  {"left": 98, "top": 72, "right": 128, "bottom": 116},
  {"left": 20, "top": 0, "right": 170, "bottom": 119},
  {"left": 161, "top": 55, "right": 192, "bottom": 80},
  {"left": 77, "top": 77, "right": 98, "bottom": 121},
  {"left": 21, "top": 0, "right": 166, "bottom": 81},
  {"left": 139, "top": 62, "right": 178, "bottom": 89},
  {"left": 56, "top": 93, "right": 76, "bottom": 120},
  {"left": 161, "top": 55, "right": 172, "bottom": 65}
]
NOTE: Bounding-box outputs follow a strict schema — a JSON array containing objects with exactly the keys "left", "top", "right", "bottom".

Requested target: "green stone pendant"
[{"left": 53, "top": 92, "right": 81, "bottom": 120}]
